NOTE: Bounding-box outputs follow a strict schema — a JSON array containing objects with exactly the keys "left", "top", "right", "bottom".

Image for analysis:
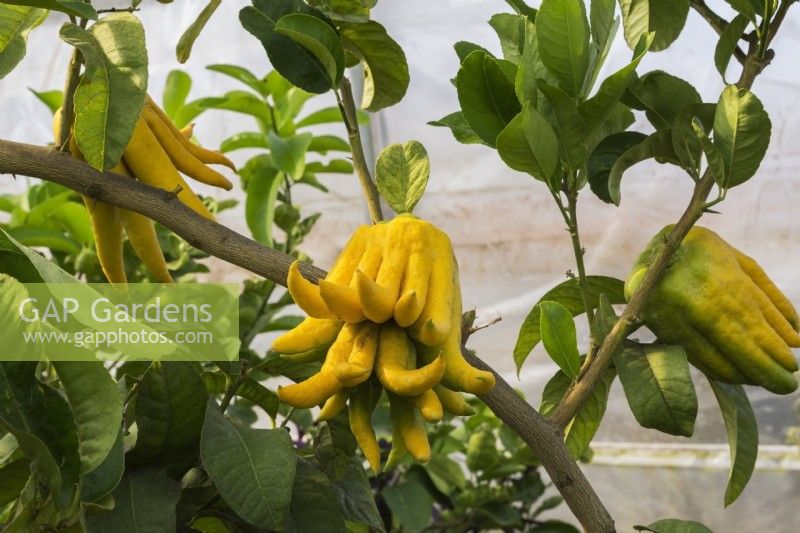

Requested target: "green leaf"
[
  {"left": 200, "top": 399, "right": 297, "bottom": 529},
  {"left": 540, "top": 362, "right": 615, "bottom": 458},
  {"left": 505, "top": 0, "right": 538, "bottom": 20},
  {"left": 127, "top": 362, "right": 208, "bottom": 465},
  {"left": 269, "top": 131, "right": 313, "bottom": 179},
  {"left": 489, "top": 13, "right": 527, "bottom": 64},
  {"left": 513, "top": 276, "right": 625, "bottom": 373},
  {"left": 456, "top": 50, "right": 521, "bottom": 147},
  {"left": 190, "top": 91, "right": 271, "bottom": 124},
  {"left": 375, "top": 141, "right": 429, "bottom": 215},
  {"left": 536, "top": 0, "right": 591, "bottom": 96},
  {"left": 239, "top": 0, "right": 333, "bottom": 94},
  {"left": 162, "top": 70, "right": 192, "bottom": 120},
  {"left": 51, "top": 361, "right": 122, "bottom": 474},
  {"left": 615, "top": 344, "right": 698, "bottom": 437},
  {"left": 423, "top": 455, "right": 466, "bottom": 493},
  {"left": 220, "top": 131, "right": 269, "bottom": 153},
  {"left": 714, "top": 15, "right": 749, "bottom": 83},
  {"left": 0, "top": 458, "right": 29, "bottom": 507},
  {"left": 275, "top": 13, "right": 344, "bottom": 87},
  {"left": 239, "top": 156, "right": 283, "bottom": 246},
  {"left": 0, "top": 361, "right": 81, "bottom": 508},
  {"left": 539, "top": 83, "right": 587, "bottom": 169},
  {"left": 587, "top": 131, "right": 647, "bottom": 203},
  {"left": 176, "top": 0, "right": 222, "bottom": 64},
  {"left": 382, "top": 480, "right": 433, "bottom": 532},
  {"left": 296, "top": 105, "right": 366, "bottom": 127},
  {"left": 538, "top": 301, "right": 581, "bottom": 380},
  {"left": 307, "top": 0, "right": 373, "bottom": 22},
  {"left": 0, "top": 4, "right": 47, "bottom": 79},
  {"left": 712, "top": 85, "right": 771, "bottom": 187},
  {"left": 80, "top": 427, "right": 124, "bottom": 502},
  {"left": 85, "top": 468, "right": 181, "bottom": 533},
  {"left": 285, "top": 458, "right": 346, "bottom": 532},
  {"left": 1, "top": 0, "right": 96, "bottom": 20},
  {"left": 454, "top": 40, "right": 490, "bottom": 63},
  {"left": 579, "top": 33, "right": 651, "bottom": 138},
  {"left": 496, "top": 102, "right": 558, "bottom": 184},
  {"left": 305, "top": 159, "right": 353, "bottom": 173},
  {"left": 590, "top": 0, "right": 616, "bottom": 52},
  {"left": 60, "top": 13, "right": 148, "bottom": 170},
  {"left": 428, "top": 112, "right": 484, "bottom": 145},
  {"left": 514, "top": 21, "right": 551, "bottom": 106},
  {"left": 670, "top": 102, "right": 716, "bottom": 174},
  {"left": 207, "top": 64, "right": 267, "bottom": 96},
  {"left": 608, "top": 129, "right": 679, "bottom": 205},
  {"left": 618, "top": 0, "right": 690, "bottom": 52},
  {"left": 690, "top": 118, "right": 726, "bottom": 186},
  {"left": 466, "top": 430, "right": 499, "bottom": 472},
  {"left": 330, "top": 458, "right": 385, "bottom": 531},
  {"left": 308, "top": 134, "right": 351, "bottom": 153},
  {"left": 635, "top": 518, "right": 714, "bottom": 533},
  {"left": 722, "top": 0, "right": 758, "bottom": 24},
  {"left": 625, "top": 70, "right": 701, "bottom": 130},
  {"left": 339, "top": 20, "right": 409, "bottom": 111},
  {"left": 30, "top": 88, "right": 63, "bottom": 114},
  {"left": 709, "top": 380, "right": 758, "bottom": 506},
  {"left": 201, "top": 372, "right": 280, "bottom": 419}
]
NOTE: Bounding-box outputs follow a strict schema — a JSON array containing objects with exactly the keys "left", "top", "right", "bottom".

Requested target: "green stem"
[
  {"left": 565, "top": 187, "right": 596, "bottom": 340},
  {"left": 336, "top": 77, "right": 383, "bottom": 224},
  {"left": 57, "top": 47, "right": 83, "bottom": 151}
]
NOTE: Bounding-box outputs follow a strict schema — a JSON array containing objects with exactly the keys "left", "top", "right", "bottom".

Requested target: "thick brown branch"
[
  {"left": 465, "top": 351, "right": 615, "bottom": 532},
  {"left": 0, "top": 139, "right": 612, "bottom": 531}
]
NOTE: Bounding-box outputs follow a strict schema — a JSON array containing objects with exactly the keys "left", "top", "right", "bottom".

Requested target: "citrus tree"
[{"left": 0, "top": 0, "right": 797, "bottom": 531}]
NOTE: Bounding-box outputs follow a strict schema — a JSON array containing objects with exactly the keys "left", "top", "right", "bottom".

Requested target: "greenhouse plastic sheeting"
[{"left": 1, "top": 1, "right": 798, "bottom": 529}]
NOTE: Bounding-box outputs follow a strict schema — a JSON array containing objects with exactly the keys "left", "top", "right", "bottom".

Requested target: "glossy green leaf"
[
  {"left": 539, "top": 301, "right": 581, "bottom": 379},
  {"left": 505, "top": 0, "right": 538, "bottom": 20},
  {"left": 269, "top": 131, "right": 313, "bottom": 179},
  {"left": 709, "top": 380, "right": 758, "bottom": 506},
  {"left": 490, "top": 13, "right": 527, "bottom": 64},
  {"left": 712, "top": 85, "right": 771, "bottom": 187},
  {"left": 285, "top": 458, "right": 346, "bottom": 532},
  {"left": 85, "top": 468, "right": 181, "bottom": 532},
  {"left": 513, "top": 276, "right": 625, "bottom": 373},
  {"left": 456, "top": 50, "right": 520, "bottom": 147},
  {"left": 514, "top": 21, "right": 550, "bottom": 106},
  {"left": 239, "top": 0, "right": 333, "bottom": 94},
  {"left": 670, "top": 102, "right": 716, "bottom": 174},
  {"left": 240, "top": 156, "right": 282, "bottom": 247},
  {"left": 275, "top": 13, "right": 344, "bottom": 87},
  {"left": 618, "top": 0, "right": 689, "bottom": 52},
  {"left": 127, "top": 362, "right": 208, "bottom": 465},
  {"left": 30, "top": 88, "right": 63, "bottom": 114},
  {"left": 80, "top": 427, "right": 124, "bottom": 502},
  {"left": 590, "top": 0, "right": 616, "bottom": 52},
  {"left": 587, "top": 131, "right": 647, "bottom": 203},
  {"left": 200, "top": 399, "right": 297, "bottom": 529},
  {"left": 714, "top": 15, "right": 749, "bottom": 83},
  {"left": 382, "top": 480, "right": 433, "bottom": 531},
  {"left": 51, "top": 361, "right": 122, "bottom": 474},
  {"left": 0, "top": 4, "right": 47, "bottom": 79},
  {"left": 428, "top": 112, "right": 484, "bottom": 145},
  {"left": 540, "top": 362, "right": 615, "bottom": 458},
  {"left": 496, "top": 102, "right": 558, "bottom": 183},
  {"left": 220, "top": 131, "right": 269, "bottom": 153},
  {"left": 207, "top": 63, "right": 267, "bottom": 96},
  {"left": 690, "top": 118, "right": 726, "bottom": 186},
  {"left": 2, "top": 0, "right": 96, "bottom": 20},
  {"left": 60, "top": 13, "right": 148, "bottom": 170},
  {"left": 539, "top": 83, "right": 587, "bottom": 169},
  {"left": 329, "top": 458, "right": 384, "bottom": 531},
  {"left": 454, "top": 40, "right": 490, "bottom": 63},
  {"left": 615, "top": 344, "right": 697, "bottom": 437},
  {"left": 635, "top": 518, "right": 714, "bottom": 533},
  {"left": 375, "top": 140, "right": 429, "bottom": 215},
  {"left": 176, "top": 0, "right": 222, "bottom": 64},
  {"left": 307, "top": 0, "right": 373, "bottom": 22},
  {"left": 579, "top": 33, "right": 651, "bottom": 138},
  {"left": 608, "top": 129, "right": 679, "bottom": 205},
  {"left": 339, "top": 20, "right": 409, "bottom": 111},
  {"left": 625, "top": 70, "right": 701, "bottom": 130},
  {"left": 0, "top": 458, "right": 29, "bottom": 507},
  {"left": 162, "top": 70, "right": 192, "bottom": 120},
  {"left": 536, "top": 0, "right": 590, "bottom": 96}
]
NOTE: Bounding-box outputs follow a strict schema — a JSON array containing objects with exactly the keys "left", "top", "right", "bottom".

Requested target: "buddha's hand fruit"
[
  {"left": 54, "top": 97, "right": 235, "bottom": 285},
  {"left": 625, "top": 225, "right": 800, "bottom": 394},
  {"left": 287, "top": 215, "right": 456, "bottom": 346}
]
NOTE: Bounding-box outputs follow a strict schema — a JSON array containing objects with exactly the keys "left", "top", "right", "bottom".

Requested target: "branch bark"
[{"left": 0, "top": 138, "right": 613, "bottom": 530}]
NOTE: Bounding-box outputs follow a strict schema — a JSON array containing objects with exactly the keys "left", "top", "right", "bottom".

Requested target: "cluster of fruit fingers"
[
  {"left": 56, "top": 98, "right": 236, "bottom": 284},
  {"left": 274, "top": 317, "right": 477, "bottom": 472}
]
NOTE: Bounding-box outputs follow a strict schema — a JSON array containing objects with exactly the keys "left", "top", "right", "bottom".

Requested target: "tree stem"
[
  {"left": 57, "top": 47, "right": 83, "bottom": 150},
  {"left": 337, "top": 77, "right": 383, "bottom": 224},
  {"left": 566, "top": 188, "right": 595, "bottom": 339}
]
